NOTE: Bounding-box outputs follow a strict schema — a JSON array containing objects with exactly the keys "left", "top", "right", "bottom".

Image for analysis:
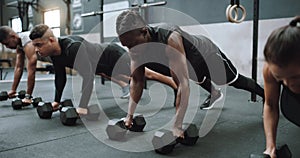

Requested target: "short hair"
[
  {"left": 116, "top": 10, "right": 147, "bottom": 36},
  {"left": 264, "top": 16, "right": 300, "bottom": 67},
  {"left": 0, "top": 26, "right": 13, "bottom": 43},
  {"left": 29, "top": 24, "right": 50, "bottom": 40}
]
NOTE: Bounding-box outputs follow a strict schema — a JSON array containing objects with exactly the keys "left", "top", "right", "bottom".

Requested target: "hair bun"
[{"left": 289, "top": 16, "right": 300, "bottom": 27}]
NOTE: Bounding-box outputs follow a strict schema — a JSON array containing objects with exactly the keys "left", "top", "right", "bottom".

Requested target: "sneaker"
[
  {"left": 121, "top": 85, "right": 130, "bottom": 99},
  {"left": 200, "top": 90, "right": 223, "bottom": 110}
]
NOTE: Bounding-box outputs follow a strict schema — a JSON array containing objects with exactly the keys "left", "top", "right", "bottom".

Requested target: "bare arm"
[
  {"left": 9, "top": 48, "right": 25, "bottom": 97},
  {"left": 24, "top": 42, "right": 37, "bottom": 96},
  {"left": 127, "top": 56, "right": 145, "bottom": 117},
  {"left": 167, "top": 32, "right": 190, "bottom": 135},
  {"left": 263, "top": 63, "right": 281, "bottom": 158}
]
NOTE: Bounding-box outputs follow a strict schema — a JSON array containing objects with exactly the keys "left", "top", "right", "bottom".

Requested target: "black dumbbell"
[
  {"left": 17, "top": 90, "right": 26, "bottom": 99},
  {"left": 106, "top": 114, "right": 146, "bottom": 140},
  {"left": 37, "top": 99, "right": 73, "bottom": 119},
  {"left": 11, "top": 97, "right": 43, "bottom": 110},
  {"left": 152, "top": 123, "right": 199, "bottom": 154},
  {"left": 32, "top": 97, "right": 43, "bottom": 107},
  {"left": 60, "top": 106, "right": 78, "bottom": 126},
  {"left": 36, "top": 102, "right": 54, "bottom": 119},
  {"left": 250, "top": 144, "right": 292, "bottom": 158},
  {"left": 60, "top": 104, "right": 101, "bottom": 126},
  {"left": 61, "top": 99, "right": 73, "bottom": 107},
  {"left": 0, "top": 91, "right": 9, "bottom": 101},
  {"left": 0, "top": 90, "right": 26, "bottom": 101}
]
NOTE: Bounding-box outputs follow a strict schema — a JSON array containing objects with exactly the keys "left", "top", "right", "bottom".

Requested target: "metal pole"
[
  {"left": 251, "top": 0, "right": 259, "bottom": 101},
  {"left": 100, "top": 0, "right": 105, "bottom": 85}
]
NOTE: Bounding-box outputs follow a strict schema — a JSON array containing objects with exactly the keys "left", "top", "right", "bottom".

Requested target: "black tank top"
[{"left": 146, "top": 24, "right": 221, "bottom": 76}]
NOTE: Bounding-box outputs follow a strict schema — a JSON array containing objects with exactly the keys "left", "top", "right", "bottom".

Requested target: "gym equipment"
[
  {"left": 250, "top": 144, "right": 292, "bottom": 158},
  {"left": 60, "top": 106, "right": 78, "bottom": 126},
  {"left": 0, "top": 90, "right": 26, "bottom": 101},
  {"left": 152, "top": 123, "right": 199, "bottom": 154},
  {"left": 36, "top": 99, "right": 74, "bottom": 119},
  {"left": 61, "top": 99, "right": 73, "bottom": 107},
  {"left": 36, "top": 102, "right": 54, "bottom": 119},
  {"left": 226, "top": 0, "right": 246, "bottom": 23},
  {"left": 32, "top": 97, "right": 43, "bottom": 107},
  {"left": 60, "top": 104, "right": 101, "bottom": 126},
  {"left": 0, "top": 91, "right": 9, "bottom": 101},
  {"left": 106, "top": 114, "right": 146, "bottom": 140},
  {"left": 11, "top": 97, "right": 42, "bottom": 110},
  {"left": 85, "top": 104, "right": 101, "bottom": 121},
  {"left": 81, "top": 1, "right": 167, "bottom": 17}
]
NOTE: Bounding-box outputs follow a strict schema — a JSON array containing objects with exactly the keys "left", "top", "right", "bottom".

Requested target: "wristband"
[{"left": 25, "top": 94, "right": 32, "bottom": 99}]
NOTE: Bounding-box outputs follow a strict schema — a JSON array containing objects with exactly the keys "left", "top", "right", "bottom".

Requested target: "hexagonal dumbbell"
[
  {"left": 0, "top": 91, "right": 9, "bottom": 101},
  {"left": 60, "top": 104, "right": 101, "bottom": 126},
  {"left": 16, "top": 90, "right": 26, "bottom": 99},
  {"left": 32, "top": 97, "right": 43, "bottom": 107},
  {"left": 85, "top": 104, "right": 101, "bottom": 121},
  {"left": 152, "top": 123, "right": 199, "bottom": 154},
  {"left": 36, "top": 102, "right": 54, "bottom": 119},
  {"left": 36, "top": 99, "right": 73, "bottom": 119},
  {"left": 12, "top": 97, "right": 43, "bottom": 110},
  {"left": 106, "top": 114, "right": 146, "bottom": 140},
  {"left": 60, "top": 106, "right": 78, "bottom": 126},
  {"left": 106, "top": 119, "right": 128, "bottom": 140},
  {"left": 0, "top": 90, "right": 26, "bottom": 101}
]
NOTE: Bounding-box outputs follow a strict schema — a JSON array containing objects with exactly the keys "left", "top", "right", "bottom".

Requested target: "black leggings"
[
  {"left": 281, "top": 87, "right": 300, "bottom": 127},
  {"left": 200, "top": 74, "right": 264, "bottom": 99}
]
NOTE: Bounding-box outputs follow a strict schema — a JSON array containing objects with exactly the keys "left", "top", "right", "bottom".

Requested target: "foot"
[
  {"left": 121, "top": 85, "right": 130, "bottom": 99},
  {"left": 76, "top": 107, "right": 88, "bottom": 115},
  {"left": 200, "top": 89, "right": 223, "bottom": 110}
]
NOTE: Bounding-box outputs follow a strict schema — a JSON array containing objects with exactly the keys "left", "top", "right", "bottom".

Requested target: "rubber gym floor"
[{"left": 0, "top": 72, "right": 299, "bottom": 158}]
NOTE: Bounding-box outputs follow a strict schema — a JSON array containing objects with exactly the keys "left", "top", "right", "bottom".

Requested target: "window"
[
  {"left": 11, "top": 17, "right": 22, "bottom": 33},
  {"left": 44, "top": 9, "right": 60, "bottom": 37}
]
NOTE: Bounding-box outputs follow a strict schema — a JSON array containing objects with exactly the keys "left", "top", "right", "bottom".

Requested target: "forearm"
[
  {"left": 26, "top": 67, "right": 36, "bottom": 95},
  {"left": 128, "top": 79, "right": 144, "bottom": 116},
  {"left": 174, "top": 81, "right": 190, "bottom": 129},
  {"left": 11, "top": 67, "right": 24, "bottom": 91},
  {"left": 79, "top": 76, "right": 94, "bottom": 108},
  {"left": 263, "top": 103, "right": 279, "bottom": 150}
]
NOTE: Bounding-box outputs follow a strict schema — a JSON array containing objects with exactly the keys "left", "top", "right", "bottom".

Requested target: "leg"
[
  {"left": 198, "top": 78, "right": 223, "bottom": 110},
  {"left": 229, "top": 74, "right": 264, "bottom": 99},
  {"left": 97, "top": 73, "right": 130, "bottom": 99},
  {"left": 144, "top": 67, "right": 177, "bottom": 89},
  {"left": 144, "top": 67, "right": 178, "bottom": 106}
]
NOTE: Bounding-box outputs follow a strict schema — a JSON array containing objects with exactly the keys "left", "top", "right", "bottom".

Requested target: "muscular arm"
[
  {"left": 24, "top": 42, "right": 37, "bottom": 95},
  {"left": 10, "top": 48, "right": 25, "bottom": 95},
  {"left": 263, "top": 63, "right": 281, "bottom": 157},
  {"left": 128, "top": 58, "right": 145, "bottom": 116},
  {"left": 167, "top": 32, "right": 190, "bottom": 130}
]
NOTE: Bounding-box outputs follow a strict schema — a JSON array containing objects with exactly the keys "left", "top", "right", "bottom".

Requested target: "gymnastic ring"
[
  {"left": 226, "top": 5, "right": 238, "bottom": 23},
  {"left": 228, "top": 4, "right": 246, "bottom": 23}
]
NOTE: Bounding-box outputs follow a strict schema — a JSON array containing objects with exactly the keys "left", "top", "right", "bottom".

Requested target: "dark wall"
[
  {"left": 1, "top": 0, "right": 299, "bottom": 35},
  {"left": 147, "top": 0, "right": 300, "bottom": 24}
]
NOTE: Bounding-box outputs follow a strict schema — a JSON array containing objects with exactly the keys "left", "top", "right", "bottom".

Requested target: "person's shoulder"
[
  {"left": 154, "top": 23, "right": 180, "bottom": 31},
  {"left": 263, "top": 63, "right": 277, "bottom": 83}
]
